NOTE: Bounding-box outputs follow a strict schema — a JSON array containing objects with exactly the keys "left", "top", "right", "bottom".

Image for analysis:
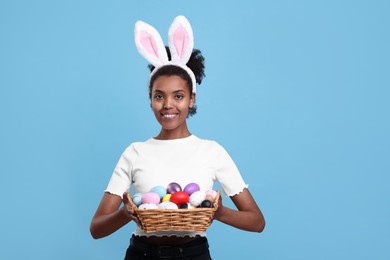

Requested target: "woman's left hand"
[
  {"left": 211, "top": 188, "right": 265, "bottom": 232},
  {"left": 213, "top": 193, "right": 225, "bottom": 221}
]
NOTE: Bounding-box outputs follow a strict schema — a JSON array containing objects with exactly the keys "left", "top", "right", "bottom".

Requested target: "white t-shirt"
[{"left": 105, "top": 135, "right": 248, "bottom": 237}]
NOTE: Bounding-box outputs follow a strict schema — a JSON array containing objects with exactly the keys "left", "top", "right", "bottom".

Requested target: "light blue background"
[{"left": 1, "top": 1, "right": 389, "bottom": 259}]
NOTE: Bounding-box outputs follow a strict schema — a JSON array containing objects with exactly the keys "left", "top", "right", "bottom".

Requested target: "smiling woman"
[
  {"left": 89, "top": 15, "right": 265, "bottom": 259},
  {"left": 151, "top": 74, "right": 195, "bottom": 140}
]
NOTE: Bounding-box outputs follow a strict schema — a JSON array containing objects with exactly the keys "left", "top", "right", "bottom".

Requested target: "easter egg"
[
  {"left": 138, "top": 203, "right": 158, "bottom": 210},
  {"left": 189, "top": 191, "right": 206, "bottom": 207},
  {"left": 141, "top": 192, "right": 160, "bottom": 204},
  {"left": 133, "top": 193, "right": 143, "bottom": 198},
  {"left": 205, "top": 194, "right": 215, "bottom": 202},
  {"left": 170, "top": 191, "right": 190, "bottom": 205},
  {"left": 183, "top": 183, "right": 200, "bottom": 196},
  {"left": 167, "top": 182, "right": 182, "bottom": 194},
  {"left": 133, "top": 196, "right": 142, "bottom": 206},
  {"left": 205, "top": 190, "right": 218, "bottom": 200},
  {"left": 150, "top": 186, "right": 167, "bottom": 198},
  {"left": 187, "top": 203, "right": 196, "bottom": 209},
  {"left": 200, "top": 199, "right": 213, "bottom": 208},
  {"left": 178, "top": 203, "right": 188, "bottom": 209},
  {"left": 162, "top": 194, "right": 171, "bottom": 202},
  {"left": 158, "top": 202, "right": 178, "bottom": 209}
]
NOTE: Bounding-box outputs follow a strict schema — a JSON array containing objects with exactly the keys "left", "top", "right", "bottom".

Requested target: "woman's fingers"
[{"left": 122, "top": 192, "right": 143, "bottom": 228}]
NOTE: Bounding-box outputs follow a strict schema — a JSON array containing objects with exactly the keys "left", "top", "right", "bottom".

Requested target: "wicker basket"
[{"left": 128, "top": 191, "right": 220, "bottom": 233}]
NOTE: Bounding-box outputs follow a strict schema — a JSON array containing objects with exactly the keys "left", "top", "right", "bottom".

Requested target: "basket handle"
[{"left": 212, "top": 190, "right": 220, "bottom": 211}]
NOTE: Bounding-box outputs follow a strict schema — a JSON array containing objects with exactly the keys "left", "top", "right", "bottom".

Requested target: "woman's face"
[{"left": 151, "top": 75, "right": 195, "bottom": 137}]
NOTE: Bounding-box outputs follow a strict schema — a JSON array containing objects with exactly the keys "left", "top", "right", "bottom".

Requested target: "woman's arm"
[
  {"left": 213, "top": 188, "right": 265, "bottom": 232},
  {"left": 90, "top": 192, "right": 137, "bottom": 239}
]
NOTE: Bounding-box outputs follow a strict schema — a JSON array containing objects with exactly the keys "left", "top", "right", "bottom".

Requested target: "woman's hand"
[
  {"left": 90, "top": 192, "right": 140, "bottom": 239},
  {"left": 211, "top": 188, "right": 265, "bottom": 232},
  {"left": 213, "top": 193, "right": 225, "bottom": 221},
  {"left": 122, "top": 192, "right": 142, "bottom": 228}
]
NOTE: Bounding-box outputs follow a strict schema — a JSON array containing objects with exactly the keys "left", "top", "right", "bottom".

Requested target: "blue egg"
[
  {"left": 150, "top": 186, "right": 167, "bottom": 198},
  {"left": 133, "top": 196, "right": 142, "bottom": 206},
  {"left": 133, "top": 193, "right": 143, "bottom": 198}
]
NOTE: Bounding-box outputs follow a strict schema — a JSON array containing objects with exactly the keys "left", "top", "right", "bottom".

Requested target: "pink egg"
[
  {"left": 205, "top": 190, "right": 218, "bottom": 200},
  {"left": 205, "top": 194, "right": 215, "bottom": 203},
  {"left": 183, "top": 183, "right": 200, "bottom": 196},
  {"left": 141, "top": 192, "right": 160, "bottom": 204}
]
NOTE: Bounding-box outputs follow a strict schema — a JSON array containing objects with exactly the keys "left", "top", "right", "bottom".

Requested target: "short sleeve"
[
  {"left": 104, "top": 145, "right": 134, "bottom": 198},
  {"left": 213, "top": 142, "right": 248, "bottom": 197}
]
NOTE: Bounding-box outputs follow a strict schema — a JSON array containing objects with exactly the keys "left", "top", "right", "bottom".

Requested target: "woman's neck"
[{"left": 155, "top": 127, "right": 191, "bottom": 140}]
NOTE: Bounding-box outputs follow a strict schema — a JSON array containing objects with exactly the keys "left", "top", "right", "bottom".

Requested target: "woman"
[{"left": 90, "top": 16, "right": 265, "bottom": 259}]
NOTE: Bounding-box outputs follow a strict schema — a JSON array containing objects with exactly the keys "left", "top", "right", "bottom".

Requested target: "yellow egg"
[{"left": 162, "top": 194, "right": 171, "bottom": 202}]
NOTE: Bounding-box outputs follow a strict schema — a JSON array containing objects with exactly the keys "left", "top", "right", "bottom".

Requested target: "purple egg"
[
  {"left": 167, "top": 182, "right": 182, "bottom": 194},
  {"left": 184, "top": 183, "right": 200, "bottom": 196}
]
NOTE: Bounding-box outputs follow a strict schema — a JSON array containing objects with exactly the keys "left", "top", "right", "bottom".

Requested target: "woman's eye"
[
  {"left": 154, "top": 94, "right": 163, "bottom": 100},
  {"left": 175, "top": 95, "right": 184, "bottom": 100}
]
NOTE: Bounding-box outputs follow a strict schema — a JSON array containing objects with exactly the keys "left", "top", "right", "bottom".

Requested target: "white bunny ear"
[
  {"left": 168, "top": 15, "right": 194, "bottom": 65},
  {"left": 134, "top": 20, "right": 168, "bottom": 67}
]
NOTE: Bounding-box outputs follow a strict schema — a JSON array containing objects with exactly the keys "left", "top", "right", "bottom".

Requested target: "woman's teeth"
[{"left": 163, "top": 114, "right": 177, "bottom": 118}]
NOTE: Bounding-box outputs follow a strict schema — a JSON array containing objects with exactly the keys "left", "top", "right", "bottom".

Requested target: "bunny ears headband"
[{"left": 134, "top": 15, "right": 197, "bottom": 93}]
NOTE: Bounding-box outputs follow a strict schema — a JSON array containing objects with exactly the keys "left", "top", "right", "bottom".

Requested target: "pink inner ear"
[
  {"left": 140, "top": 31, "right": 159, "bottom": 57},
  {"left": 173, "top": 25, "right": 188, "bottom": 59}
]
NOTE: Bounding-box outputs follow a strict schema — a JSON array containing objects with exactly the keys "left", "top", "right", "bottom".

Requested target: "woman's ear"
[{"left": 190, "top": 93, "right": 196, "bottom": 108}]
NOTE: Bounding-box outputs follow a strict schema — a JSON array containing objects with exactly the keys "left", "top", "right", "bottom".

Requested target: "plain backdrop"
[{"left": 1, "top": 1, "right": 389, "bottom": 259}]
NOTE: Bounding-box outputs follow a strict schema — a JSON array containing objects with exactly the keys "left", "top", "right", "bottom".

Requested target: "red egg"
[{"left": 170, "top": 191, "right": 189, "bottom": 205}]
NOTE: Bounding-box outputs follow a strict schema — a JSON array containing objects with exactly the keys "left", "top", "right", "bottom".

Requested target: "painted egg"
[
  {"left": 158, "top": 202, "right": 178, "bottom": 209},
  {"left": 167, "top": 182, "right": 182, "bottom": 194},
  {"left": 133, "top": 196, "right": 142, "bottom": 206},
  {"left": 205, "top": 194, "right": 215, "bottom": 203},
  {"left": 200, "top": 199, "right": 213, "bottom": 208},
  {"left": 150, "top": 186, "right": 167, "bottom": 198},
  {"left": 183, "top": 183, "right": 200, "bottom": 196},
  {"left": 138, "top": 203, "right": 158, "bottom": 210},
  {"left": 133, "top": 193, "right": 143, "bottom": 198},
  {"left": 205, "top": 190, "right": 218, "bottom": 200},
  {"left": 141, "top": 192, "right": 160, "bottom": 204},
  {"left": 179, "top": 203, "right": 188, "bottom": 209},
  {"left": 189, "top": 191, "right": 206, "bottom": 207},
  {"left": 187, "top": 203, "right": 196, "bottom": 209},
  {"left": 170, "top": 191, "right": 190, "bottom": 205},
  {"left": 162, "top": 194, "right": 171, "bottom": 202}
]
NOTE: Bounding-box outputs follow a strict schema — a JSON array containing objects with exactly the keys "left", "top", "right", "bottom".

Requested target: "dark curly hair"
[{"left": 148, "top": 47, "right": 205, "bottom": 117}]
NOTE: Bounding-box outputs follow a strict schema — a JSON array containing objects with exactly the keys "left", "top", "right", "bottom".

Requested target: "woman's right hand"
[
  {"left": 90, "top": 192, "right": 142, "bottom": 239},
  {"left": 122, "top": 192, "right": 142, "bottom": 228}
]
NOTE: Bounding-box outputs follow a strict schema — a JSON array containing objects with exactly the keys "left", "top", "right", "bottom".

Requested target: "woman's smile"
[{"left": 161, "top": 113, "right": 179, "bottom": 119}]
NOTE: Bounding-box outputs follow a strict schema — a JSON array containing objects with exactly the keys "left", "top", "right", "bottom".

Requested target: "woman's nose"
[{"left": 163, "top": 98, "right": 173, "bottom": 109}]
